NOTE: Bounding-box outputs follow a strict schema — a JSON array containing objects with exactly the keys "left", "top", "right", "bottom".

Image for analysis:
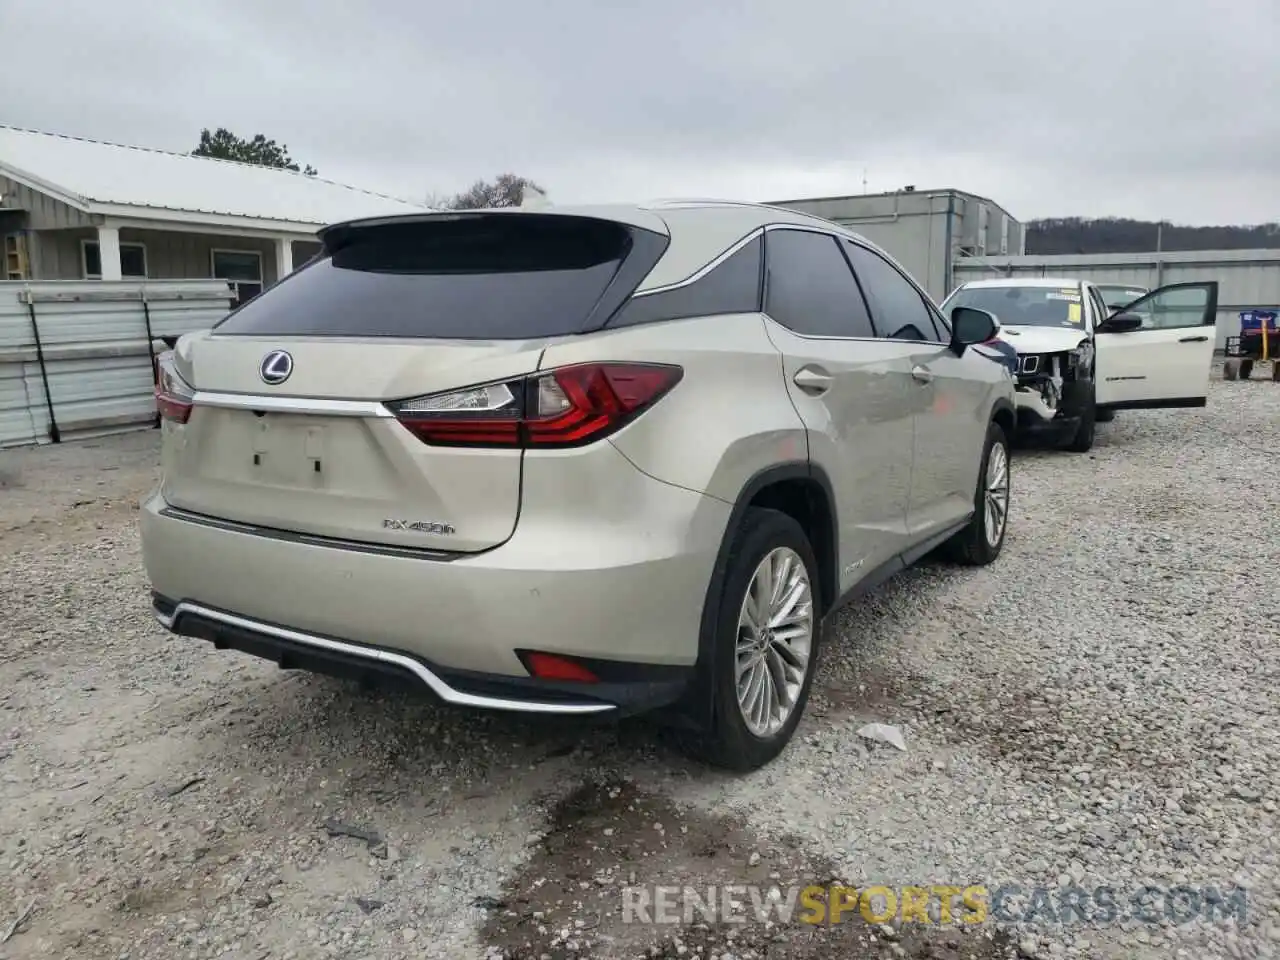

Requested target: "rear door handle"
[
  {"left": 911, "top": 365, "right": 933, "bottom": 384},
  {"left": 1179, "top": 335, "right": 1209, "bottom": 343},
  {"left": 793, "top": 366, "right": 833, "bottom": 395}
]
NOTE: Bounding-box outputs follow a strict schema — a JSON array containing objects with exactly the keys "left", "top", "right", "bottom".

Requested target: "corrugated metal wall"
[
  {"left": 0, "top": 279, "right": 233, "bottom": 448},
  {"left": 952, "top": 249, "right": 1280, "bottom": 348}
]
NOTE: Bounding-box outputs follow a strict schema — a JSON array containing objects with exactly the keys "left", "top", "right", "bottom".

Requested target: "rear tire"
[
  {"left": 685, "top": 508, "right": 822, "bottom": 772},
  {"left": 942, "top": 420, "right": 1010, "bottom": 566},
  {"left": 1095, "top": 408, "right": 1116, "bottom": 423},
  {"left": 1223, "top": 359, "right": 1240, "bottom": 381}
]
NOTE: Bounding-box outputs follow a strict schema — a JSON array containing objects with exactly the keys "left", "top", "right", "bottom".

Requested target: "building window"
[
  {"left": 82, "top": 240, "right": 147, "bottom": 279},
  {"left": 212, "top": 249, "right": 264, "bottom": 306}
]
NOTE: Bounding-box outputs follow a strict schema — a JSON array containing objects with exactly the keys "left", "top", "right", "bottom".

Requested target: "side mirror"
[
  {"left": 950, "top": 306, "right": 998, "bottom": 353},
  {"left": 1097, "top": 313, "right": 1143, "bottom": 334}
]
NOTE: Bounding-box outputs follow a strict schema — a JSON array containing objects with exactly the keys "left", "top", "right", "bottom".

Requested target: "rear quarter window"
[{"left": 609, "top": 236, "right": 762, "bottom": 328}]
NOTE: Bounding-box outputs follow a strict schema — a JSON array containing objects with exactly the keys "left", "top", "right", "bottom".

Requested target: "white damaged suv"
[{"left": 940, "top": 277, "right": 1219, "bottom": 452}]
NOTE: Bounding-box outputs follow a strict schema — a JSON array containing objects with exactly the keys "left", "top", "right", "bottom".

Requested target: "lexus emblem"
[{"left": 259, "top": 350, "right": 293, "bottom": 385}]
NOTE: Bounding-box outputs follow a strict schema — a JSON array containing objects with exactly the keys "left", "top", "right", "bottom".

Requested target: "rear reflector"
[
  {"left": 390, "top": 362, "right": 682, "bottom": 449},
  {"left": 522, "top": 652, "right": 600, "bottom": 684}
]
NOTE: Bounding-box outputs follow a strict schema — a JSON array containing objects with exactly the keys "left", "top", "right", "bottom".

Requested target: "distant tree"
[
  {"left": 1025, "top": 217, "right": 1280, "bottom": 255},
  {"left": 443, "top": 173, "right": 545, "bottom": 209},
  {"left": 191, "top": 127, "right": 317, "bottom": 175}
]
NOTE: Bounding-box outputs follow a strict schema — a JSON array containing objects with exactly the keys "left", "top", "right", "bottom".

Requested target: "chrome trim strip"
[
  {"left": 763, "top": 222, "right": 845, "bottom": 235},
  {"left": 761, "top": 313, "right": 951, "bottom": 349},
  {"left": 156, "top": 602, "right": 616, "bottom": 716},
  {"left": 632, "top": 228, "right": 766, "bottom": 297},
  {"left": 192, "top": 391, "right": 394, "bottom": 417},
  {"left": 633, "top": 222, "right": 880, "bottom": 298},
  {"left": 157, "top": 505, "right": 459, "bottom": 561}
]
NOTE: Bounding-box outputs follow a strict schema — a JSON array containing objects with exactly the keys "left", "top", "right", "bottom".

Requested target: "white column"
[
  {"left": 97, "top": 224, "right": 122, "bottom": 281},
  {"left": 274, "top": 237, "right": 293, "bottom": 284}
]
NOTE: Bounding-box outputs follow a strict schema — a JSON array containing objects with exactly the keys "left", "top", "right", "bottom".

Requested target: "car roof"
[{"left": 323, "top": 199, "right": 912, "bottom": 295}]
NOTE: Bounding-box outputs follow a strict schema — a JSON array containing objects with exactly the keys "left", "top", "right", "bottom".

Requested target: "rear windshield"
[
  {"left": 947, "top": 284, "right": 1085, "bottom": 328},
  {"left": 214, "top": 214, "right": 653, "bottom": 339}
]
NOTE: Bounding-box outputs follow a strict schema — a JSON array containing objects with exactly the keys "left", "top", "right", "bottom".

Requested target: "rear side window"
[
  {"left": 214, "top": 215, "right": 664, "bottom": 339},
  {"left": 610, "top": 236, "right": 762, "bottom": 328},
  {"left": 842, "top": 241, "right": 942, "bottom": 341},
  {"left": 764, "top": 229, "right": 876, "bottom": 338}
]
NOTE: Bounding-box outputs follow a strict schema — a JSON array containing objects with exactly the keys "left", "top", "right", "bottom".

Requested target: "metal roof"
[
  {"left": 770, "top": 186, "right": 1017, "bottom": 218},
  {"left": 0, "top": 125, "right": 429, "bottom": 232}
]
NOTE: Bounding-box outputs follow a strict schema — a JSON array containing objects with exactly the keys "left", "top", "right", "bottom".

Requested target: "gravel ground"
[{"left": 2, "top": 376, "right": 1278, "bottom": 960}]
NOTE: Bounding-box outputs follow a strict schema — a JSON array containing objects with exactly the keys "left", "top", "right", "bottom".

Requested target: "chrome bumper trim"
[{"left": 156, "top": 601, "right": 616, "bottom": 716}]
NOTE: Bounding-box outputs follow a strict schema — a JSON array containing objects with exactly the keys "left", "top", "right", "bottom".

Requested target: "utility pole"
[{"left": 1156, "top": 220, "right": 1165, "bottom": 287}]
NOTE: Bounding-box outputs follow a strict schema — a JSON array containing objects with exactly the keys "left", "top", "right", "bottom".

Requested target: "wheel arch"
[
  {"left": 991, "top": 396, "right": 1016, "bottom": 440},
  {"left": 685, "top": 461, "right": 838, "bottom": 729}
]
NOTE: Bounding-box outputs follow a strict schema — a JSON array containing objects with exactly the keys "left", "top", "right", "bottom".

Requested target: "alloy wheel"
[
  {"left": 984, "top": 442, "right": 1010, "bottom": 547},
  {"left": 734, "top": 547, "right": 814, "bottom": 737}
]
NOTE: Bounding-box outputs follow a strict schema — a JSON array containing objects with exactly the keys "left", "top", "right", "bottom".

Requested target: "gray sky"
[{"left": 4, "top": 0, "right": 1277, "bottom": 225}]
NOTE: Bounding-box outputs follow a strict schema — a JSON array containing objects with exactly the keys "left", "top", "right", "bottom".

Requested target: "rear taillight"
[
  {"left": 155, "top": 351, "right": 194, "bottom": 424},
  {"left": 390, "top": 362, "right": 682, "bottom": 448}
]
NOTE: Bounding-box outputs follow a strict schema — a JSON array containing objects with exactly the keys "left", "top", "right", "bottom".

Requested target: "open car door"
[{"left": 1094, "top": 281, "right": 1218, "bottom": 409}]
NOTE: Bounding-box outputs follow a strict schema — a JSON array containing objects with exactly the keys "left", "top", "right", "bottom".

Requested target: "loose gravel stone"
[{"left": 1, "top": 374, "right": 1276, "bottom": 959}]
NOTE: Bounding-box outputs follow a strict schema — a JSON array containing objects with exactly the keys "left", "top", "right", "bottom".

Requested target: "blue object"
[{"left": 1240, "top": 310, "right": 1279, "bottom": 333}]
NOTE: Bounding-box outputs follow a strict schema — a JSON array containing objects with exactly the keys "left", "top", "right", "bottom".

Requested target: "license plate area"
[{"left": 249, "top": 413, "right": 329, "bottom": 487}]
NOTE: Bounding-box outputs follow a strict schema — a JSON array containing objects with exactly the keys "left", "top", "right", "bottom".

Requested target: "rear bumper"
[
  {"left": 140, "top": 450, "right": 731, "bottom": 712},
  {"left": 154, "top": 595, "right": 691, "bottom": 716}
]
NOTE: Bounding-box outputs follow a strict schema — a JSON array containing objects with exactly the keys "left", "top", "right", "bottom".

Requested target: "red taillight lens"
[
  {"left": 155, "top": 351, "right": 194, "bottom": 425},
  {"left": 522, "top": 652, "right": 599, "bottom": 684},
  {"left": 391, "top": 362, "right": 682, "bottom": 449}
]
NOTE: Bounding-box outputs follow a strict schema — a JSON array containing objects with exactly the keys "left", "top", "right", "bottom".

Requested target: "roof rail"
[{"left": 643, "top": 197, "right": 762, "bottom": 209}]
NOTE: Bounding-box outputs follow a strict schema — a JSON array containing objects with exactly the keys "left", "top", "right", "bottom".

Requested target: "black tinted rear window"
[{"left": 214, "top": 215, "right": 655, "bottom": 339}]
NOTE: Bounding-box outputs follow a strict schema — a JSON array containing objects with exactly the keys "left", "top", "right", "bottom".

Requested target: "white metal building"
[{"left": 0, "top": 125, "right": 428, "bottom": 305}]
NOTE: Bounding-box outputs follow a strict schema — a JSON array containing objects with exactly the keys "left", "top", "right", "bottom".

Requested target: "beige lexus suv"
[{"left": 142, "top": 200, "right": 1016, "bottom": 771}]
